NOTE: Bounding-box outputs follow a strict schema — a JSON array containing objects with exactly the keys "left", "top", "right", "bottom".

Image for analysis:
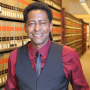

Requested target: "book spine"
[
  {"left": 15, "top": 22, "right": 17, "bottom": 47},
  {"left": 0, "top": 20, "right": 2, "bottom": 50},
  {"left": 2, "top": 20, "right": 7, "bottom": 49},
  {"left": 0, "top": 54, "right": 5, "bottom": 83}
]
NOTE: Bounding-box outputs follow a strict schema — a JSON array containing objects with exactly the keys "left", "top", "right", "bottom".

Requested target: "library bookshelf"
[
  {"left": 82, "top": 22, "right": 89, "bottom": 55},
  {"left": 0, "top": 0, "right": 33, "bottom": 87},
  {"left": 61, "top": 8, "right": 89, "bottom": 57}
]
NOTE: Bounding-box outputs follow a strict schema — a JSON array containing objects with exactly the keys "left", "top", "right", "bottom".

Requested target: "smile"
[{"left": 33, "top": 34, "right": 43, "bottom": 37}]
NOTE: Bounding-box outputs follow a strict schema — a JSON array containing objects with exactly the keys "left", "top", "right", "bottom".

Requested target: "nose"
[{"left": 34, "top": 23, "right": 40, "bottom": 32}]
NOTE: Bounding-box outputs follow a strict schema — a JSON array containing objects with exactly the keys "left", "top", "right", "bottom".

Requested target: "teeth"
[{"left": 34, "top": 34, "right": 42, "bottom": 36}]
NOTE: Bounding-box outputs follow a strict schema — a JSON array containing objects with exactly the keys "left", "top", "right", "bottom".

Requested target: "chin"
[{"left": 32, "top": 39, "right": 48, "bottom": 45}]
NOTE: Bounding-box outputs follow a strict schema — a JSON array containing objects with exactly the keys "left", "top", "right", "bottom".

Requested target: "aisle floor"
[{"left": 0, "top": 49, "right": 90, "bottom": 90}]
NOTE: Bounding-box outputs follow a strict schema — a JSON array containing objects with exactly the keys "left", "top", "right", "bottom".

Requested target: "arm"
[
  {"left": 69, "top": 50, "right": 90, "bottom": 90},
  {"left": 4, "top": 49, "right": 19, "bottom": 90},
  {"left": 62, "top": 45, "right": 90, "bottom": 90}
]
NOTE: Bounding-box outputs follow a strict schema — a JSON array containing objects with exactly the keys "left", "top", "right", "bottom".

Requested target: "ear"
[
  {"left": 24, "top": 24, "right": 27, "bottom": 33},
  {"left": 49, "top": 23, "right": 53, "bottom": 32}
]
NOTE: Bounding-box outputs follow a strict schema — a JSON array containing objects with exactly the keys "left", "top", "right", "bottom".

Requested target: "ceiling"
[{"left": 62, "top": 0, "right": 90, "bottom": 25}]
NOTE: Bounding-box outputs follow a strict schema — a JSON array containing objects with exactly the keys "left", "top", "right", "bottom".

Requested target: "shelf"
[
  {"left": 65, "top": 33, "right": 82, "bottom": 37},
  {"left": 65, "top": 39, "right": 82, "bottom": 46},
  {"left": 0, "top": 15, "right": 24, "bottom": 22},
  {"left": 0, "top": 46, "right": 20, "bottom": 53},
  {"left": 53, "top": 39, "right": 61, "bottom": 42},
  {"left": 0, "top": 82, "right": 5, "bottom": 87},
  {"left": 53, "top": 24, "right": 61, "bottom": 27},
  {"left": 65, "top": 12, "right": 82, "bottom": 23},
  {"left": 38, "top": 0, "right": 61, "bottom": 12},
  {"left": 65, "top": 25, "right": 82, "bottom": 30},
  {"left": 65, "top": 17, "right": 82, "bottom": 25},
  {"left": 65, "top": 20, "right": 82, "bottom": 28},
  {"left": 65, "top": 18, "right": 82, "bottom": 25}
]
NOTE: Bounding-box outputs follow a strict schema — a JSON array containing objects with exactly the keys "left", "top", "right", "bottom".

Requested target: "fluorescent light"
[{"left": 80, "top": 0, "right": 90, "bottom": 14}]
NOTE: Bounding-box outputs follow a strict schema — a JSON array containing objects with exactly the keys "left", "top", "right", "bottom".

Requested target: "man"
[{"left": 4, "top": 1, "right": 90, "bottom": 90}]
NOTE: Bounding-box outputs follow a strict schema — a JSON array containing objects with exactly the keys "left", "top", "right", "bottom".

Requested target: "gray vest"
[{"left": 16, "top": 42, "right": 69, "bottom": 90}]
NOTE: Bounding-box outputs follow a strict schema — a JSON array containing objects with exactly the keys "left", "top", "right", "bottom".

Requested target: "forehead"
[{"left": 27, "top": 9, "right": 48, "bottom": 19}]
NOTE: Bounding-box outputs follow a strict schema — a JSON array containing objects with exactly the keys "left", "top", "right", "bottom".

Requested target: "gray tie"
[{"left": 36, "top": 52, "right": 41, "bottom": 78}]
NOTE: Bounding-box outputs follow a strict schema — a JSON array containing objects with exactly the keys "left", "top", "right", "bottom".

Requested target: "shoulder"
[
  {"left": 9, "top": 49, "right": 17, "bottom": 68},
  {"left": 63, "top": 45, "right": 78, "bottom": 54},
  {"left": 10, "top": 49, "right": 17, "bottom": 59},
  {"left": 51, "top": 42, "right": 63, "bottom": 49},
  {"left": 62, "top": 45, "right": 79, "bottom": 62}
]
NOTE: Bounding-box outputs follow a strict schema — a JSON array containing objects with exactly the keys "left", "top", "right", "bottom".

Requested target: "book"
[
  {"left": 53, "top": 0, "right": 61, "bottom": 5},
  {"left": 0, "top": 20, "right": 2, "bottom": 50},
  {"left": 18, "top": 0, "right": 22, "bottom": 19},
  {"left": 11, "top": 0, "right": 15, "bottom": 18},
  {"left": 3, "top": 0, "right": 7, "bottom": 16},
  {"left": 7, "top": 0, "right": 12, "bottom": 17},
  {"left": 15, "top": 22, "right": 18, "bottom": 47},
  {"left": 24, "top": 0, "right": 28, "bottom": 9},
  {"left": 10, "top": 21, "right": 15, "bottom": 48},
  {"left": 16, "top": 0, "right": 20, "bottom": 18},
  {"left": 3, "top": 53, "right": 9, "bottom": 82},
  {"left": 6, "top": 21, "right": 10, "bottom": 49},
  {"left": 51, "top": 8, "right": 60, "bottom": 20},
  {"left": 52, "top": 0, "right": 61, "bottom": 10},
  {"left": 2, "top": 20, "right": 7, "bottom": 49},
  {"left": 0, "top": 54, "right": 5, "bottom": 84},
  {"left": 14, "top": 0, "right": 17, "bottom": 18},
  {"left": 52, "top": 19, "right": 61, "bottom": 26},
  {"left": 0, "top": 54, "right": 2, "bottom": 85},
  {"left": 1, "top": 0, "right": 5, "bottom": 16},
  {"left": 17, "top": 22, "right": 20, "bottom": 47}
]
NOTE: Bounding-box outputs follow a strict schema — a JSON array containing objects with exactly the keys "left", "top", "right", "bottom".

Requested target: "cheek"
[
  {"left": 43, "top": 26, "right": 50, "bottom": 32},
  {"left": 45, "top": 27, "right": 51, "bottom": 33},
  {"left": 27, "top": 28, "right": 34, "bottom": 33}
]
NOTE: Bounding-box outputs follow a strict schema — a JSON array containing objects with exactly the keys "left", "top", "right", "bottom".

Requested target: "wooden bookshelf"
[
  {"left": 0, "top": 0, "right": 34, "bottom": 87},
  {"left": 82, "top": 22, "right": 89, "bottom": 55},
  {"left": 61, "top": 9, "right": 83, "bottom": 57},
  {"left": 0, "top": 47, "right": 19, "bottom": 54},
  {"left": 0, "top": 15, "right": 24, "bottom": 22}
]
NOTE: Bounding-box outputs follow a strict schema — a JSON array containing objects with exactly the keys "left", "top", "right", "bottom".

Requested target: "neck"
[{"left": 31, "top": 39, "right": 49, "bottom": 50}]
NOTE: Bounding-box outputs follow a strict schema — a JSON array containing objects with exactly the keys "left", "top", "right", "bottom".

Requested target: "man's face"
[{"left": 25, "top": 9, "right": 53, "bottom": 49}]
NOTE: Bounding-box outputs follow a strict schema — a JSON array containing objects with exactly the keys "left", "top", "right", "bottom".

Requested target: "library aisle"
[{"left": 0, "top": 48, "right": 90, "bottom": 90}]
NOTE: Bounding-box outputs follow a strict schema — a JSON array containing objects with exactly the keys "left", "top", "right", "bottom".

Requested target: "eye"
[
  {"left": 29, "top": 22, "right": 35, "bottom": 26},
  {"left": 40, "top": 22, "right": 46, "bottom": 25}
]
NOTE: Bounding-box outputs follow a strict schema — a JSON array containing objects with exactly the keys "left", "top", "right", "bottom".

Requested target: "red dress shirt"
[{"left": 4, "top": 40, "right": 90, "bottom": 90}]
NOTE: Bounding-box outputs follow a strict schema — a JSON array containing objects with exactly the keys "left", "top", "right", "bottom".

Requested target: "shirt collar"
[{"left": 28, "top": 39, "right": 51, "bottom": 56}]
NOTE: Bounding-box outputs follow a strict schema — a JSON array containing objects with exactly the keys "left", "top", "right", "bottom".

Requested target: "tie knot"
[{"left": 37, "top": 52, "right": 41, "bottom": 56}]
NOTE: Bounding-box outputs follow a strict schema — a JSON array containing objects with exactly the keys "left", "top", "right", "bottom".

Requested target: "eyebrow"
[
  {"left": 38, "top": 20, "right": 45, "bottom": 22},
  {"left": 28, "top": 20, "right": 46, "bottom": 22},
  {"left": 28, "top": 20, "right": 35, "bottom": 23}
]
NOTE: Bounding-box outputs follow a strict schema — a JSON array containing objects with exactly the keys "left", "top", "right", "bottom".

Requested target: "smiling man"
[
  {"left": 4, "top": 1, "right": 90, "bottom": 90},
  {"left": 25, "top": 9, "right": 53, "bottom": 50}
]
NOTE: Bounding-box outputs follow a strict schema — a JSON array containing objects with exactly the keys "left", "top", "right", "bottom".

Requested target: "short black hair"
[{"left": 23, "top": 1, "right": 53, "bottom": 23}]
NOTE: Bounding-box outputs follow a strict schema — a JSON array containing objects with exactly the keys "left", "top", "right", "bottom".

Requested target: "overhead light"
[{"left": 80, "top": 0, "right": 90, "bottom": 14}]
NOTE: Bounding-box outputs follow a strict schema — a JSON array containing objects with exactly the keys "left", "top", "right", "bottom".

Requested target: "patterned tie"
[{"left": 36, "top": 52, "right": 41, "bottom": 78}]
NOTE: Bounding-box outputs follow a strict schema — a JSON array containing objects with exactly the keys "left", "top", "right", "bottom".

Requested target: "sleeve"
[
  {"left": 4, "top": 49, "right": 19, "bottom": 90},
  {"left": 69, "top": 50, "right": 90, "bottom": 90}
]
